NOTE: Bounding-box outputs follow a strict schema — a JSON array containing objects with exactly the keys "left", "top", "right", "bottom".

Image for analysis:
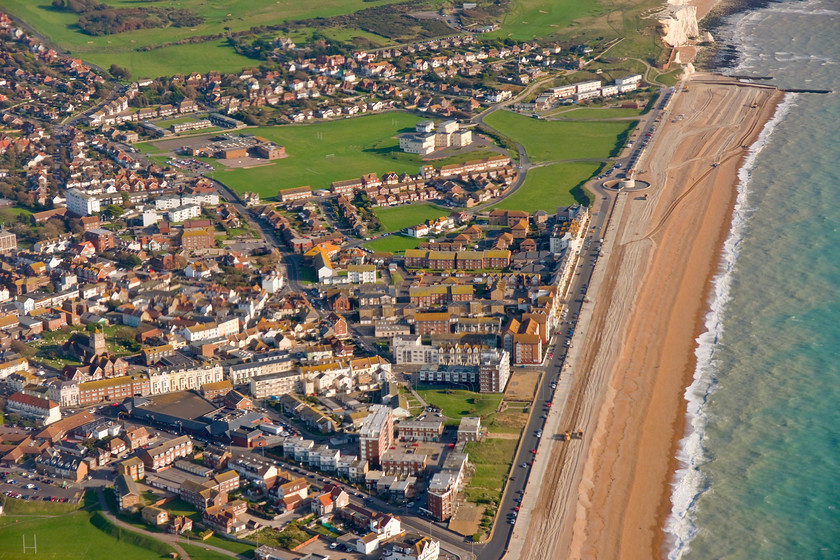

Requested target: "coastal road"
[
  {"left": 475, "top": 180, "right": 616, "bottom": 560},
  {"left": 481, "top": 86, "right": 675, "bottom": 560}
]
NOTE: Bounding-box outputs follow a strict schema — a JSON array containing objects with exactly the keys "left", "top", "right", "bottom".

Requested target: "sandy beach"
[{"left": 514, "top": 73, "right": 783, "bottom": 560}]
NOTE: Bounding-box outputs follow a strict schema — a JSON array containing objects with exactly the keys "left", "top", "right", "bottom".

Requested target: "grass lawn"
[
  {"left": 205, "top": 112, "right": 423, "bottom": 197},
  {"left": 490, "top": 162, "right": 601, "bottom": 212},
  {"left": 484, "top": 110, "right": 636, "bottom": 162},
  {"left": 416, "top": 387, "right": 503, "bottom": 427},
  {"left": 178, "top": 544, "right": 236, "bottom": 560},
  {"left": 151, "top": 115, "right": 207, "bottom": 127},
  {"left": 0, "top": 510, "right": 175, "bottom": 560},
  {"left": 87, "top": 40, "right": 257, "bottom": 78},
  {"left": 198, "top": 535, "right": 255, "bottom": 555},
  {"left": 654, "top": 68, "right": 682, "bottom": 86},
  {"left": 0, "top": 205, "right": 33, "bottom": 225},
  {"left": 373, "top": 203, "right": 449, "bottom": 232},
  {"left": 487, "top": 0, "right": 608, "bottom": 41},
  {"left": 364, "top": 234, "right": 422, "bottom": 254},
  {"left": 0, "top": 0, "right": 410, "bottom": 78},
  {"left": 463, "top": 438, "right": 518, "bottom": 505},
  {"left": 549, "top": 107, "right": 644, "bottom": 120}
]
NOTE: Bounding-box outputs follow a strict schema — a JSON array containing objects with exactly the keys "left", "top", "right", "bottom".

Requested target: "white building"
[
  {"left": 142, "top": 210, "right": 160, "bottom": 227},
  {"left": 600, "top": 85, "right": 619, "bottom": 97},
  {"left": 438, "top": 120, "right": 459, "bottom": 134},
  {"left": 575, "top": 90, "right": 601, "bottom": 102},
  {"left": 65, "top": 188, "right": 101, "bottom": 216},
  {"left": 391, "top": 536, "right": 440, "bottom": 560},
  {"left": 575, "top": 80, "right": 602, "bottom": 94},
  {"left": 616, "top": 74, "right": 642, "bottom": 87},
  {"left": 261, "top": 271, "right": 285, "bottom": 294},
  {"left": 400, "top": 133, "right": 436, "bottom": 155},
  {"left": 168, "top": 204, "right": 201, "bottom": 223},
  {"left": 148, "top": 364, "right": 224, "bottom": 395},
  {"left": 6, "top": 392, "right": 61, "bottom": 425},
  {"left": 451, "top": 129, "right": 472, "bottom": 148},
  {"left": 155, "top": 195, "right": 181, "bottom": 211},
  {"left": 347, "top": 264, "right": 377, "bottom": 284},
  {"left": 0, "top": 358, "right": 29, "bottom": 380},
  {"left": 181, "top": 192, "right": 219, "bottom": 206},
  {"left": 393, "top": 336, "right": 440, "bottom": 365},
  {"left": 416, "top": 121, "right": 435, "bottom": 133}
]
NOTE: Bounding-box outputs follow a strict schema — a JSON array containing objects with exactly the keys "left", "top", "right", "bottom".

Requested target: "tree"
[
  {"left": 104, "top": 204, "right": 125, "bottom": 219},
  {"left": 109, "top": 64, "right": 131, "bottom": 81}
]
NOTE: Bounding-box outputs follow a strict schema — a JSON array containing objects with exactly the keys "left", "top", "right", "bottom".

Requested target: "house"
[
  {"left": 168, "top": 516, "right": 193, "bottom": 534},
  {"left": 457, "top": 417, "right": 481, "bottom": 443},
  {"left": 114, "top": 474, "right": 140, "bottom": 510},
  {"left": 117, "top": 456, "right": 145, "bottom": 481},
  {"left": 139, "top": 435, "right": 193, "bottom": 471},
  {"left": 35, "top": 449, "right": 89, "bottom": 481},
  {"left": 142, "top": 506, "right": 169, "bottom": 526},
  {"left": 6, "top": 392, "right": 61, "bottom": 425},
  {"left": 203, "top": 501, "right": 247, "bottom": 533},
  {"left": 390, "top": 535, "right": 441, "bottom": 560}
]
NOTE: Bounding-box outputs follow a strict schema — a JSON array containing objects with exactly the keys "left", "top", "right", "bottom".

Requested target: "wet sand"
[{"left": 514, "top": 73, "right": 783, "bottom": 560}]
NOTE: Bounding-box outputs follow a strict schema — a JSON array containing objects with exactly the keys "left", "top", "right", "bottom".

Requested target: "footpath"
[{"left": 94, "top": 488, "right": 247, "bottom": 560}]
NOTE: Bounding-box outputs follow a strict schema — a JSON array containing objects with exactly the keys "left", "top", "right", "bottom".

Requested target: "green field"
[
  {"left": 484, "top": 110, "right": 636, "bottom": 162},
  {"left": 179, "top": 544, "right": 235, "bottom": 560},
  {"left": 373, "top": 204, "right": 450, "bottom": 232},
  {"left": 0, "top": 510, "right": 175, "bottom": 560},
  {"left": 86, "top": 39, "right": 257, "bottom": 78},
  {"left": 416, "top": 387, "right": 503, "bottom": 427},
  {"left": 196, "top": 112, "right": 421, "bottom": 197},
  {"left": 463, "top": 438, "right": 518, "bottom": 504},
  {"left": 490, "top": 162, "right": 600, "bottom": 212},
  {"left": 0, "top": 0, "right": 409, "bottom": 78},
  {"left": 489, "top": 0, "right": 609, "bottom": 41},
  {"left": 549, "top": 107, "right": 644, "bottom": 120},
  {"left": 0, "top": 205, "right": 33, "bottom": 226},
  {"left": 483, "top": 0, "right": 667, "bottom": 66},
  {"left": 364, "top": 234, "right": 422, "bottom": 254}
]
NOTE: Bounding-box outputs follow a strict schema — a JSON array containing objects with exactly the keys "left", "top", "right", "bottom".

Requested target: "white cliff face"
[{"left": 659, "top": 4, "right": 700, "bottom": 47}]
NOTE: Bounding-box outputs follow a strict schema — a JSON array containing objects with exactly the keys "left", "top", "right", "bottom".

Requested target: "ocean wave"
[
  {"left": 723, "top": 0, "right": 838, "bottom": 71},
  {"left": 664, "top": 93, "right": 798, "bottom": 560}
]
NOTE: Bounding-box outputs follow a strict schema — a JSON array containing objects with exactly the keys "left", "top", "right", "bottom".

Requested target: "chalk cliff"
[{"left": 658, "top": 2, "right": 700, "bottom": 47}]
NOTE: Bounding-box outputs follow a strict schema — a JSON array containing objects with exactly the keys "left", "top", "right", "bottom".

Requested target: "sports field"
[
  {"left": 484, "top": 110, "right": 636, "bottom": 162},
  {"left": 0, "top": 511, "right": 173, "bottom": 560},
  {"left": 1, "top": 0, "right": 408, "bottom": 78},
  {"left": 490, "top": 162, "right": 600, "bottom": 212},
  {"left": 200, "top": 112, "right": 423, "bottom": 197},
  {"left": 373, "top": 203, "right": 449, "bottom": 232}
]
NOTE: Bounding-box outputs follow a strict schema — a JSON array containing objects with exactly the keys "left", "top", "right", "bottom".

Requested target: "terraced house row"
[{"left": 403, "top": 249, "right": 511, "bottom": 270}]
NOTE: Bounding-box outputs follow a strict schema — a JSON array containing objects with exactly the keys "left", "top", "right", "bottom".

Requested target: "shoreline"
[
  {"left": 512, "top": 72, "right": 784, "bottom": 560},
  {"left": 663, "top": 92, "right": 796, "bottom": 558}
]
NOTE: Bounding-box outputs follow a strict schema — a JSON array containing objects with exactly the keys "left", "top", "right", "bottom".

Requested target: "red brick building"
[
  {"left": 414, "top": 312, "right": 451, "bottom": 336},
  {"left": 180, "top": 227, "right": 215, "bottom": 250}
]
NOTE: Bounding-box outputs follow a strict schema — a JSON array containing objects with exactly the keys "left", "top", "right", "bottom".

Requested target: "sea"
[{"left": 665, "top": 0, "right": 840, "bottom": 558}]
